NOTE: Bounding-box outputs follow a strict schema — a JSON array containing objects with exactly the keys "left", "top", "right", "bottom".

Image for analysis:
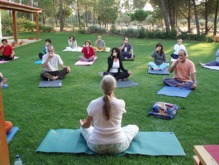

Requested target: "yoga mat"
[
  {"left": 116, "top": 79, "right": 139, "bottom": 88},
  {"left": 0, "top": 56, "right": 19, "bottom": 64},
  {"left": 0, "top": 60, "right": 9, "bottom": 64},
  {"left": 7, "top": 126, "right": 19, "bottom": 143},
  {"left": 63, "top": 47, "right": 82, "bottom": 52},
  {"left": 203, "top": 66, "right": 219, "bottom": 70},
  {"left": 95, "top": 47, "right": 111, "bottom": 52},
  {"left": 157, "top": 86, "right": 192, "bottom": 98},
  {"left": 74, "top": 56, "right": 97, "bottom": 66},
  {"left": 38, "top": 80, "right": 62, "bottom": 88},
  {"left": 204, "top": 145, "right": 219, "bottom": 164},
  {"left": 36, "top": 129, "right": 186, "bottom": 156},
  {"left": 148, "top": 68, "right": 170, "bottom": 75},
  {"left": 97, "top": 72, "right": 139, "bottom": 88},
  {"left": 35, "top": 60, "right": 42, "bottom": 64}
]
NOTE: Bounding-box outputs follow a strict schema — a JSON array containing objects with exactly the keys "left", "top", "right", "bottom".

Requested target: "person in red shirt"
[
  {"left": 0, "top": 39, "right": 15, "bottom": 61},
  {"left": 80, "top": 40, "right": 95, "bottom": 62}
]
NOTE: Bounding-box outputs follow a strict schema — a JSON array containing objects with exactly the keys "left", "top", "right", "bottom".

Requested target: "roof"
[{"left": 0, "top": 1, "right": 42, "bottom": 13}]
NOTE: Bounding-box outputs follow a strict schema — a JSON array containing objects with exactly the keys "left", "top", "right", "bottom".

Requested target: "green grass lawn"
[{"left": 1, "top": 32, "right": 219, "bottom": 165}]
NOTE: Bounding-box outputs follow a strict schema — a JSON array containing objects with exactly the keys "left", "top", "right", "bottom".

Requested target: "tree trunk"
[
  {"left": 59, "top": 0, "right": 64, "bottom": 32},
  {"left": 192, "top": 0, "right": 200, "bottom": 35},
  {"left": 188, "top": 1, "right": 191, "bottom": 31},
  {"left": 77, "top": 0, "right": 81, "bottom": 27},
  {"left": 160, "top": 0, "right": 170, "bottom": 34},
  {"left": 213, "top": 0, "right": 219, "bottom": 36},
  {"left": 204, "top": 0, "right": 208, "bottom": 35}
]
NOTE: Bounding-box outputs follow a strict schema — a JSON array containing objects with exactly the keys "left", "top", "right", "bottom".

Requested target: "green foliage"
[
  {"left": 168, "top": 28, "right": 177, "bottom": 39},
  {"left": 121, "top": 28, "right": 139, "bottom": 38},
  {"left": 178, "top": 34, "right": 214, "bottom": 42},
  {"left": 39, "top": 24, "right": 54, "bottom": 32},
  {"left": 1, "top": 15, "right": 13, "bottom": 36},
  {"left": 87, "top": 25, "right": 106, "bottom": 34},
  {"left": 137, "top": 27, "right": 146, "bottom": 38},
  {"left": 133, "top": 10, "right": 149, "bottom": 22}
]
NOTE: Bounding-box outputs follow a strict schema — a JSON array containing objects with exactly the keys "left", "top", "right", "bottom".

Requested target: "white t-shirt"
[
  {"left": 109, "top": 60, "right": 120, "bottom": 73},
  {"left": 87, "top": 97, "right": 126, "bottom": 145},
  {"left": 174, "top": 44, "right": 188, "bottom": 57},
  {"left": 42, "top": 54, "right": 63, "bottom": 72}
]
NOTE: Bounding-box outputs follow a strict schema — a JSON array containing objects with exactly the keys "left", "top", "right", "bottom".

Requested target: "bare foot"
[
  {"left": 177, "top": 82, "right": 185, "bottom": 87},
  {"left": 199, "top": 62, "right": 205, "bottom": 67},
  {"left": 53, "top": 76, "right": 59, "bottom": 80}
]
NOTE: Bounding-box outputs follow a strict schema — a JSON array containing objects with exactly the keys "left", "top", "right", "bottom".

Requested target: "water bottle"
[{"left": 14, "top": 155, "right": 23, "bottom": 165}]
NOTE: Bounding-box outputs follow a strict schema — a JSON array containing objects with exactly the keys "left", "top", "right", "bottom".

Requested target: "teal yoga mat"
[{"left": 36, "top": 129, "right": 186, "bottom": 156}]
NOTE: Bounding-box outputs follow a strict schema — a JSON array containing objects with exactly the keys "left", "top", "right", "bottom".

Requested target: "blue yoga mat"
[
  {"left": 148, "top": 69, "right": 170, "bottom": 75},
  {"left": 157, "top": 86, "right": 192, "bottom": 98},
  {"left": 36, "top": 129, "right": 186, "bottom": 156},
  {"left": 7, "top": 126, "right": 19, "bottom": 143},
  {"left": 38, "top": 80, "right": 62, "bottom": 88},
  {"left": 35, "top": 60, "right": 42, "bottom": 64}
]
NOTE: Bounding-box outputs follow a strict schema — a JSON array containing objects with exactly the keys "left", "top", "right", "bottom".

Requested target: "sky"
[{"left": 144, "top": 3, "right": 153, "bottom": 11}]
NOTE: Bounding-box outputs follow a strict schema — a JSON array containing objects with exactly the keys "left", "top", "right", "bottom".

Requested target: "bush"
[
  {"left": 121, "top": 28, "right": 139, "bottom": 38},
  {"left": 168, "top": 28, "right": 177, "bottom": 39},
  {"left": 39, "top": 24, "right": 53, "bottom": 32},
  {"left": 87, "top": 25, "right": 106, "bottom": 34},
  {"left": 137, "top": 27, "right": 146, "bottom": 38}
]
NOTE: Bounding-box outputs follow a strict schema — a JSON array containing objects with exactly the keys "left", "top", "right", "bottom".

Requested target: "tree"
[
  {"left": 213, "top": 0, "right": 219, "bottom": 36},
  {"left": 96, "top": 0, "right": 119, "bottom": 29},
  {"left": 192, "top": 0, "right": 200, "bottom": 35},
  {"left": 159, "top": 0, "right": 170, "bottom": 33},
  {"left": 133, "top": 10, "right": 150, "bottom": 22},
  {"left": 133, "top": 0, "right": 148, "bottom": 10},
  {"left": 59, "top": 0, "right": 64, "bottom": 31}
]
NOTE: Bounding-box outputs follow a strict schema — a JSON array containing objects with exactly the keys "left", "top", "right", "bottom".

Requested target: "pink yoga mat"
[
  {"left": 74, "top": 56, "right": 97, "bottom": 66},
  {"left": 204, "top": 145, "right": 219, "bottom": 164}
]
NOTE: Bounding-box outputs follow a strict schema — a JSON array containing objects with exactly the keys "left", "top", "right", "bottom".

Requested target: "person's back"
[
  {"left": 80, "top": 75, "right": 139, "bottom": 154},
  {"left": 87, "top": 97, "right": 126, "bottom": 144}
]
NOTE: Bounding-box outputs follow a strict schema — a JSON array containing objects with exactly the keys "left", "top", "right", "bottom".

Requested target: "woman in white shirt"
[
  {"left": 68, "top": 35, "right": 78, "bottom": 48},
  {"left": 80, "top": 75, "right": 139, "bottom": 154},
  {"left": 103, "top": 48, "right": 132, "bottom": 81}
]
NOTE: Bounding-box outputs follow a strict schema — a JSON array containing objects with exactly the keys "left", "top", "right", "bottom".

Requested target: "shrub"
[
  {"left": 168, "top": 28, "right": 177, "bottom": 39},
  {"left": 87, "top": 25, "right": 106, "bottom": 34},
  {"left": 137, "top": 27, "right": 146, "bottom": 38}
]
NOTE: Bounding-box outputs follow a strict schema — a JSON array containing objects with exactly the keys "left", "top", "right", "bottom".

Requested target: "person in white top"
[
  {"left": 103, "top": 47, "right": 132, "bottom": 81},
  {"left": 68, "top": 35, "right": 78, "bottom": 49},
  {"left": 80, "top": 75, "right": 139, "bottom": 154},
  {"left": 40, "top": 46, "right": 71, "bottom": 81},
  {"left": 171, "top": 39, "right": 188, "bottom": 59}
]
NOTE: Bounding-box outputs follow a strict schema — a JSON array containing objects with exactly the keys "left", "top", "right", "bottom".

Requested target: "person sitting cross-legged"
[
  {"left": 199, "top": 48, "right": 219, "bottom": 67},
  {"left": 39, "top": 38, "right": 51, "bottom": 59},
  {"left": 119, "top": 37, "right": 134, "bottom": 61},
  {"left": 40, "top": 46, "right": 71, "bottom": 81},
  {"left": 80, "top": 74, "right": 139, "bottom": 154},
  {"left": 104, "top": 47, "right": 131, "bottom": 81},
  {"left": 163, "top": 49, "right": 197, "bottom": 90},
  {"left": 170, "top": 39, "right": 188, "bottom": 59},
  {"left": 93, "top": 35, "right": 106, "bottom": 51},
  {"left": 80, "top": 40, "right": 96, "bottom": 62},
  {"left": 0, "top": 39, "right": 15, "bottom": 61},
  {"left": 148, "top": 43, "right": 169, "bottom": 71}
]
